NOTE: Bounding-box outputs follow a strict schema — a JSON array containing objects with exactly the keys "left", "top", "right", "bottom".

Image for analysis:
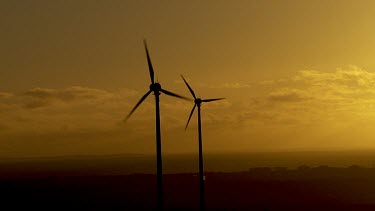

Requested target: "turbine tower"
[
  {"left": 181, "top": 75, "right": 225, "bottom": 211},
  {"left": 125, "top": 40, "right": 188, "bottom": 210}
]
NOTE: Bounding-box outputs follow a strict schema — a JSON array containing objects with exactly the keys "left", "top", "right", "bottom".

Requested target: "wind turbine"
[
  {"left": 181, "top": 75, "right": 225, "bottom": 211},
  {"left": 125, "top": 40, "right": 189, "bottom": 210}
]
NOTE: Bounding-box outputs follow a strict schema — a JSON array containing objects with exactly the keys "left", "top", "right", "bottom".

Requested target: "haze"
[{"left": 2, "top": 1, "right": 375, "bottom": 158}]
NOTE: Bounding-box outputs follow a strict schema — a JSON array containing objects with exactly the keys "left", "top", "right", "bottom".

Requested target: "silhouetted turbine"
[
  {"left": 181, "top": 75, "right": 225, "bottom": 211},
  {"left": 125, "top": 40, "right": 189, "bottom": 210}
]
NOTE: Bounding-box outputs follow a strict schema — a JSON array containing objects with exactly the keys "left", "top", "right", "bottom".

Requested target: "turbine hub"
[
  {"left": 150, "top": 83, "right": 161, "bottom": 91},
  {"left": 195, "top": 98, "right": 202, "bottom": 105}
]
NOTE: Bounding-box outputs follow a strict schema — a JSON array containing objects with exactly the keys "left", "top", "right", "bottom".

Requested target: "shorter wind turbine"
[{"left": 181, "top": 75, "right": 225, "bottom": 211}]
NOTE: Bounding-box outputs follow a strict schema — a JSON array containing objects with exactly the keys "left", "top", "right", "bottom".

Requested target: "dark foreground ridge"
[{"left": 2, "top": 165, "right": 375, "bottom": 210}]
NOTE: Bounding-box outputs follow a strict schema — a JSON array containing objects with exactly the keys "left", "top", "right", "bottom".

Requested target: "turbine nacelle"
[
  {"left": 150, "top": 83, "right": 162, "bottom": 92},
  {"left": 195, "top": 98, "right": 202, "bottom": 105}
]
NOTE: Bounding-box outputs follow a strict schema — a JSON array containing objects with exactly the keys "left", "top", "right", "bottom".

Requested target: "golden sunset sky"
[{"left": 2, "top": 1, "right": 375, "bottom": 157}]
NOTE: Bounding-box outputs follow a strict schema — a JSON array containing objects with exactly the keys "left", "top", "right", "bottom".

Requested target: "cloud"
[
  {"left": 258, "top": 80, "right": 275, "bottom": 85},
  {"left": 21, "top": 86, "right": 118, "bottom": 108},
  {"left": 294, "top": 65, "right": 375, "bottom": 89},
  {"left": 209, "top": 66, "right": 375, "bottom": 135},
  {"left": 218, "top": 82, "right": 251, "bottom": 89},
  {"left": 266, "top": 66, "right": 375, "bottom": 123},
  {"left": 198, "top": 82, "right": 251, "bottom": 89},
  {"left": 0, "top": 86, "right": 145, "bottom": 134},
  {"left": 24, "top": 88, "right": 57, "bottom": 99},
  {"left": 0, "top": 92, "right": 13, "bottom": 98},
  {"left": 3, "top": 66, "right": 375, "bottom": 156},
  {"left": 268, "top": 88, "right": 310, "bottom": 102}
]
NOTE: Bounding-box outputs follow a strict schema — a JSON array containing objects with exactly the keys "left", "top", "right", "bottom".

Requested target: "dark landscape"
[{"left": 2, "top": 152, "right": 375, "bottom": 210}]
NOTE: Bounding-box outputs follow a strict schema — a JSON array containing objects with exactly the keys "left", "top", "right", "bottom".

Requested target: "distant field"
[{"left": 2, "top": 150, "right": 375, "bottom": 176}]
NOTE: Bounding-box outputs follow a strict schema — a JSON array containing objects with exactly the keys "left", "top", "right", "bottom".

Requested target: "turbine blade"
[
  {"left": 180, "top": 75, "right": 196, "bottom": 99},
  {"left": 144, "top": 40, "right": 155, "bottom": 84},
  {"left": 185, "top": 104, "right": 196, "bottom": 130},
  {"left": 202, "top": 98, "right": 225, "bottom": 102},
  {"left": 124, "top": 90, "right": 152, "bottom": 121},
  {"left": 160, "top": 89, "right": 190, "bottom": 100}
]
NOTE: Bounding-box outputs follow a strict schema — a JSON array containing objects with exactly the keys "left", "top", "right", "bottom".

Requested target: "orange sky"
[{"left": 2, "top": 1, "right": 375, "bottom": 157}]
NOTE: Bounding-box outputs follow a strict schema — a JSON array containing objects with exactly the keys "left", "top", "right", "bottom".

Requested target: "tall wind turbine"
[
  {"left": 125, "top": 40, "right": 188, "bottom": 210},
  {"left": 181, "top": 75, "right": 225, "bottom": 211}
]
